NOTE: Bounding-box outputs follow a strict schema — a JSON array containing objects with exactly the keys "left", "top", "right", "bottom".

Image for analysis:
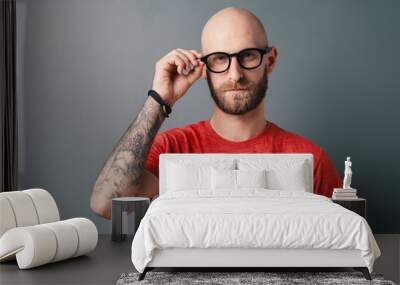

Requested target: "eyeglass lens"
[{"left": 206, "top": 49, "right": 263, "bottom": 72}]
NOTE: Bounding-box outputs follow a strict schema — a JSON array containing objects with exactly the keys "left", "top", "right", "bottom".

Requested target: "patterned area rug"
[{"left": 116, "top": 271, "right": 396, "bottom": 285}]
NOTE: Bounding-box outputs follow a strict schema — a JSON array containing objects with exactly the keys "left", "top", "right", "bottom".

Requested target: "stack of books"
[{"left": 332, "top": 188, "right": 358, "bottom": 199}]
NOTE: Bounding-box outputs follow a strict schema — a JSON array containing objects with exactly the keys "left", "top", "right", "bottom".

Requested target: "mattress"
[{"left": 131, "top": 189, "right": 381, "bottom": 273}]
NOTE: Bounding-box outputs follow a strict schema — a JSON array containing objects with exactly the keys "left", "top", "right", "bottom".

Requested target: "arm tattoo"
[{"left": 92, "top": 96, "right": 165, "bottom": 202}]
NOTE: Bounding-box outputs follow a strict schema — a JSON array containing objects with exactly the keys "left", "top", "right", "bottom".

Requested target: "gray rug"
[{"left": 116, "top": 271, "right": 396, "bottom": 285}]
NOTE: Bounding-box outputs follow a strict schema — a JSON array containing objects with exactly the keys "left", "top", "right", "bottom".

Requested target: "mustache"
[{"left": 221, "top": 82, "right": 253, "bottom": 91}]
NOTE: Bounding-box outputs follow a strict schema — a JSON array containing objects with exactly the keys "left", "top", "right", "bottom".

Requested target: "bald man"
[{"left": 90, "top": 7, "right": 341, "bottom": 219}]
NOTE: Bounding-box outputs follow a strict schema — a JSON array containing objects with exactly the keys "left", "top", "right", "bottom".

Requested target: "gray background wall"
[{"left": 16, "top": 0, "right": 399, "bottom": 234}]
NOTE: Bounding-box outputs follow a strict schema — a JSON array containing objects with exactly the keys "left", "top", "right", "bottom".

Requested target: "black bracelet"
[{"left": 147, "top": 89, "right": 172, "bottom": 118}]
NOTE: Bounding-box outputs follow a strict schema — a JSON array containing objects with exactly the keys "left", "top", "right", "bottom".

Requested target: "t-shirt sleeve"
[
  {"left": 313, "top": 147, "right": 342, "bottom": 197},
  {"left": 144, "top": 132, "right": 169, "bottom": 178}
]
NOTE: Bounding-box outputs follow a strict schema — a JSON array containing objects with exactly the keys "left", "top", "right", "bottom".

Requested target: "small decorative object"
[
  {"left": 343, "top": 156, "right": 353, "bottom": 189},
  {"left": 332, "top": 156, "right": 358, "bottom": 199}
]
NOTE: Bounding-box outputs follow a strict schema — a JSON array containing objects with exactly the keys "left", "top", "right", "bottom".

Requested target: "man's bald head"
[
  {"left": 200, "top": 7, "right": 277, "bottom": 116},
  {"left": 201, "top": 7, "right": 268, "bottom": 55}
]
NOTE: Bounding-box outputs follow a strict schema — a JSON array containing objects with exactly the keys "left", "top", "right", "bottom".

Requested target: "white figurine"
[{"left": 343, "top": 156, "right": 353, "bottom": 189}]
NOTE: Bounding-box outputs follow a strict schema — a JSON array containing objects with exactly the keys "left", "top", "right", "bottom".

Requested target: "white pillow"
[
  {"left": 211, "top": 168, "right": 267, "bottom": 190},
  {"left": 236, "top": 169, "right": 267, "bottom": 188},
  {"left": 211, "top": 168, "right": 236, "bottom": 190},
  {"left": 238, "top": 159, "right": 309, "bottom": 192},
  {"left": 266, "top": 166, "right": 307, "bottom": 191},
  {"left": 166, "top": 159, "right": 236, "bottom": 192},
  {"left": 167, "top": 162, "right": 210, "bottom": 191}
]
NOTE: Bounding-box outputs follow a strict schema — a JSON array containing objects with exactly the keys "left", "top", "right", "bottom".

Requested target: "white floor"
[{"left": 373, "top": 234, "right": 400, "bottom": 284}]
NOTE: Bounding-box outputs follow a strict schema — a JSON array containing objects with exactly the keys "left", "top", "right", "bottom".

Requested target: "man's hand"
[{"left": 151, "top": 48, "right": 205, "bottom": 107}]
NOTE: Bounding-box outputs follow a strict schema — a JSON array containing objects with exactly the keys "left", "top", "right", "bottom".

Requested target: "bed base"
[
  {"left": 138, "top": 266, "right": 371, "bottom": 281},
  {"left": 137, "top": 248, "right": 372, "bottom": 281}
]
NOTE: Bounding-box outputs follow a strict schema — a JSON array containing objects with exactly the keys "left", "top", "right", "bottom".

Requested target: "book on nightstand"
[{"left": 332, "top": 188, "right": 358, "bottom": 199}]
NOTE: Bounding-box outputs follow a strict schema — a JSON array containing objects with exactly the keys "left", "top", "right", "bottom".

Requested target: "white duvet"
[{"left": 131, "top": 189, "right": 381, "bottom": 273}]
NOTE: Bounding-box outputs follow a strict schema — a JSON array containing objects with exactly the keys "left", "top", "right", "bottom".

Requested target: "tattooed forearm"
[{"left": 90, "top": 96, "right": 166, "bottom": 219}]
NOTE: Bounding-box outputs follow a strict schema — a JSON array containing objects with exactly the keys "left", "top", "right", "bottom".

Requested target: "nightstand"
[
  {"left": 111, "top": 197, "right": 150, "bottom": 242},
  {"left": 331, "top": 198, "right": 367, "bottom": 219}
]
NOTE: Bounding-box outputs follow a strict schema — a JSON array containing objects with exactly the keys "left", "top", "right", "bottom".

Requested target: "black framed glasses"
[{"left": 200, "top": 46, "right": 272, "bottom": 73}]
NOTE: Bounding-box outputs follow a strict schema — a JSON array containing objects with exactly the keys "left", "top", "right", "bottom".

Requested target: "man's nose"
[{"left": 228, "top": 57, "right": 243, "bottom": 82}]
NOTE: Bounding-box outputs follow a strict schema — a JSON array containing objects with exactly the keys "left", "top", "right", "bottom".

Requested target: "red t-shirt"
[{"left": 145, "top": 119, "right": 341, "bottom": 198}]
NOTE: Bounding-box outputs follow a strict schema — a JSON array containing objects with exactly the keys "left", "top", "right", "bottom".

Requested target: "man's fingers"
[
  {"left": 174, "top": 53, "right": 192, "bottom": 75},
  {"left": 177, "top": 49, "right": 199, "bottom": 67},
  {"left": 174, "top": 50, "right": 193, "bottom": 74},
  {"left": 163, "top": 48, "right": 204, "bottom": 76},
  {"left": 165, "top": 54, "right": 186, "bottom": 75},
  {"left": 164, "top": 49, "right": 189, "bottom": 74},
  {"left": 186, "top": 61, "right": 205, "bottom": 83}
]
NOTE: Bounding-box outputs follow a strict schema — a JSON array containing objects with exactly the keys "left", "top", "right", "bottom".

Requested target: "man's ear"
[
  {"left": 202, "top": 65, "right": 207, "bottom": 79},
  {"left": 265, "top": 46, "right": 278, "bottom": 75}
]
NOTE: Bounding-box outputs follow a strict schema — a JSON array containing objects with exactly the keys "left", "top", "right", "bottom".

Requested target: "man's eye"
[
  {"left": 242, "top": 51, "right": 255, "bottom": 59},
  {"left": 215, "top": 55, "right": 226, "bottom": 61}
]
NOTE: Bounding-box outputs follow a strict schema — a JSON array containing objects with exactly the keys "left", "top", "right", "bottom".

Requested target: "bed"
[{"left": 131, "top": 153, "right": 381, "bottom": 281}]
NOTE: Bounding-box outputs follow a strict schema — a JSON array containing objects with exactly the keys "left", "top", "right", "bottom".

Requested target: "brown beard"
[{"left": 206, "top": 72, "right": 268, "bottom": 115}]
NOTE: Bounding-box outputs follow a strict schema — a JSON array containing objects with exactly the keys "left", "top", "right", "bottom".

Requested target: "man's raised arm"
[
  {"left": 90, "top": 48, "right": 204, "bottom": 219},
  {"left": 90, "top": 97, "right": 166, "bottom": 219}
]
